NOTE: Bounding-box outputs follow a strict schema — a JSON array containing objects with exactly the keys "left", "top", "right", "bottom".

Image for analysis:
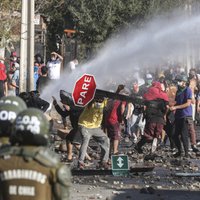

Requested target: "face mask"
[
  {"left": 13, "top": 57, "right": 17, "bottom": 61},
  {"left": 51, "top": 57, "right": 56, "bottom": 61},
  {"left": 94, "top": 102, "right": 102, "bottom": 109},
  {"left": 146, "top": 79, "right": 152, "bottom": 85},
  {"left": 177, "top": 81, "right": 182, "bottom": 86}
]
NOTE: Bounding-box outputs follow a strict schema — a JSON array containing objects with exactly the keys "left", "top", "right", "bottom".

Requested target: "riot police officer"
[
  {"left": 0, "top": 108, "right": 71, "bottom": 200},
  {"left": 0, "top": 96, "right": 27, "bottom": 146}
]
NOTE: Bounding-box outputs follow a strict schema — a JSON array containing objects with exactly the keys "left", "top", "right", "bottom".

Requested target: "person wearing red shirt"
[{"left": 0, "top": 59, "right": 7, "bottom": 97}]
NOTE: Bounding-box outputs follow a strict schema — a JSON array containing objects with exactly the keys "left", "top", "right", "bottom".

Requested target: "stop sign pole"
[{"left": 72, "top": 74, "right": 96, "bottom": 107}]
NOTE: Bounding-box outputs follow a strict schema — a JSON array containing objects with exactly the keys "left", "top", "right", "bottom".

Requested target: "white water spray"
[{"left": 42, "top": 8, "right": 200, "bottom": 101}]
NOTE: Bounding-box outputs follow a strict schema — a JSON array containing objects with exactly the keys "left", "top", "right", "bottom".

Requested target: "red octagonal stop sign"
[{"left": 72, "top": 74, "right": 96, "bottom": 107}]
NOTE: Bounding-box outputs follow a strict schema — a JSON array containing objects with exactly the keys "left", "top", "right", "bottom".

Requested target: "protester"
[
  {"left": 125, "top": 79, "right": 145, "bottom": 143},
  {"left": 47, "top": 52, "right": 63, "bottom": 80},
  {"left": 9, "top": 51, "right": 18, "bottom": 72},
  {"left": 140, "top": 73, "right": 154, "bottom": 95},
  {"left": 7, "top": 71, "right": 16, "bottom": 96},
  {"left": 187, "top": 68, "right": 199, "bottom": 152},
  {"left": 197, "top": 91, "right": 200, "bottom": 125},
  {"left": 11, "top": 62, "right": 20, "bottom": 95},
  {"left": 52, "top": 93, "right": 92, "bottom": 162},
  {"left": 0, "top": 58, "right": 7, "bottom": 97},
  {"left": 19, "top": 90, "right": 49, "bottom": 113},
  {"left": 104, "top": 88, "right": 127, "bottom": 155},
  {"left": 33, "top": 62, "right": 39, "bottom": 90},
  {"left": 68, "top": 58, "right": 78, "bottom": 71},
  {"left": 78, "top": 97, "right": 110, "bottom": 169},
  {"left": 164, "top": 83, "right": 177, "bottom": 149},
  {"left": 34, "top": 53, "right": 45, "bottom": 75},
  {"left": 170, "top": 74, "right": 193, "bottom": 158},
  {"left": 36, "top": 66, "right": 50, "bottom": 93},
  {"left": 135, "top": 81, "right": 169, "bottom": 154}
]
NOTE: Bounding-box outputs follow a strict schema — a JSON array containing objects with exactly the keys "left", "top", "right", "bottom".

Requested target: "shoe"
[
  {"left": 132, "top": 133, "right": 137, "bottom": 143},
  {"left": 77, "top": 161, "right": 85, "bottom": 170},
  {"left": 191, "top": 145, "right": 199, "bottom": 153},
  {"left": 133, "top": 137, "right": 138, "bottom": 144},
  {"left": 66, "top": 158, "right": 73, "bottom": 163},
  {"left": 125, "top": 136, "right": 130, "bottom": 143},
  {"left": 151, "top": 138, "right": 158, "bottom": 153},
  {"left": 173, "top": 152, "right": 182, "bottom": 158},
  {"left": 84, "top": 158, "right": 94, "bottom": 165},
  {"left": 184, "top": 153, "right": 189, "bottom": 158},
  {"left": 85, "top": 157, "right": 93, "bottom": 162},
  {"left": 134, "top": 145, "right": 143, "bottom": 154},
  {"left": 98, "top": 161, "right": 110, "bottom": 170}
]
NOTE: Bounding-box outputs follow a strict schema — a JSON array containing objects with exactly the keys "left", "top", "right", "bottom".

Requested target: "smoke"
[{"left": 42, "top": 7, "right": 200, "bottom": 101}]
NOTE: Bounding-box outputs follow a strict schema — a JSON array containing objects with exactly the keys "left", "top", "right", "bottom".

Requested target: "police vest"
[{"left": 0, "top": 146, "right": 71, "bottom": 200}]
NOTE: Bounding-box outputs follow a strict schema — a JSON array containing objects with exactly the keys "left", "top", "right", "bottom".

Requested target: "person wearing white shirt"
[
  {"left": 69, "top": 59, "right": 78, "bottom": 71},
  {"left": 47, "top": 52, "right": 63, "bottom": 80}
]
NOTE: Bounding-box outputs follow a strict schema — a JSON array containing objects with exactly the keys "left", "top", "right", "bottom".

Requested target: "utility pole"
[
  {"left": 27, "top": 0, "right": 35, "bottom": 91},
  {"left": 20, "top": 0, "right": 35, "bottom": 93},
  {"left": 19, "top": 0, "right": 28, "bottom": 92}
]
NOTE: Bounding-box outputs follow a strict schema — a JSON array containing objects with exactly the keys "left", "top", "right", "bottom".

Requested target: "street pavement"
[{"left": 50, "top": 109, "right": 200, "bottom": 200}]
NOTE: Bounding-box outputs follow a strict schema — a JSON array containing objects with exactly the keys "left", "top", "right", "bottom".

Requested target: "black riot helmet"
[
  {"left": 11, "top": 108, "right": 50, "bottom": 146},
  {"left": 0, "top": 96, "right": 27, "bottom": 137}
]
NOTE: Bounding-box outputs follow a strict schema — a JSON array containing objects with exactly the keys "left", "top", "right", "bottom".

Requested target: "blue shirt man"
[
  {"left": 170, "top": 74, "right": 192, "bottom": 158},
  {"left": 175, "top": 87, "right": 192, "bottom": 119}
]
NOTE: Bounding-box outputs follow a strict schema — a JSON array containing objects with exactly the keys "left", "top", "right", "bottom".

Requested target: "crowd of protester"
[
  {"left": 52, "top": 63, "right": 200, "bottom": 169},
  {"left": 0, "top": 51, "right": 64, "bottom": 98},
  {"left": 1, "top": 50, "right": 200, "bottom": 170}
]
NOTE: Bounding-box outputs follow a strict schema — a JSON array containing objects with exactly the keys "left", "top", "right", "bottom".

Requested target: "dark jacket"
[{"left": 54, "top": 104, "right": 83, "bottom": 129}]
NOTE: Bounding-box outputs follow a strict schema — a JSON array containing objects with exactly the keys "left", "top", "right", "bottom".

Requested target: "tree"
[
  {"left": 41, "top": 0, "right": 192, "bottom": 53},
  {"left": 67, "top": 0, "right": 149, "bottom": 44},
  {"left": 0, "top": 0, "right": 21, "bottom": 48}
]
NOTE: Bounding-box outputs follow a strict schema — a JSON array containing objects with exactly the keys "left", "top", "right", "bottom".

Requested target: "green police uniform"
[
  {"left": 0, "top": 146, "right": 71, "bottom": 200},
  {"left": 0, "top": 108, "right": 71, "bottom": 200}
]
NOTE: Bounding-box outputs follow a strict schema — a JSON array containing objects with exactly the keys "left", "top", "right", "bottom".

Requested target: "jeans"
[{"left": 79, "top": 126, "right": 110, "bottom": 163}]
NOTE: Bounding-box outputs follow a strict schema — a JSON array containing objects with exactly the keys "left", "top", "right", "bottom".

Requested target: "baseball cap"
[
  {"left": 146, "top": 74, "right": 153, "bottom": 79},
  {"left": 175, "top": 74, "right": 188, "bottom": 82}
]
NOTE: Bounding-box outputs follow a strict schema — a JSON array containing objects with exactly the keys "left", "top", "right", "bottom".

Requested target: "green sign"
[{"left": 111, "top": 155, "right": 129, "bottom": 176}]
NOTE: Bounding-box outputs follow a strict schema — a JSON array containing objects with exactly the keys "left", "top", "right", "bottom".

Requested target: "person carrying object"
[
  {"left": 135, "top": 81, "right": 169, "bottom": 154},
  {"left": 78, "top": 97, "right": 110, "bottom": 169},
  {"left": 52, "top": 92, "right": 92, "bottom": 162}
]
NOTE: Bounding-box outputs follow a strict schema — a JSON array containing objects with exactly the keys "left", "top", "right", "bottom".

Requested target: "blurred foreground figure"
[
  {"left": 0, "top": 96, "right": 27, "bottom": 147},
  {"left": 0, "top": 108, "right": 71, "bottom": 200}
]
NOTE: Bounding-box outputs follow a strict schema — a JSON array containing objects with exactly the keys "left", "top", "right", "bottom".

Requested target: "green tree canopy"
[
  {"left": 0, "top": 0, "right": 21, "bottom": 47},
  {"left": 39, "top": 0, "right": 194, "bottom": 49}
]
